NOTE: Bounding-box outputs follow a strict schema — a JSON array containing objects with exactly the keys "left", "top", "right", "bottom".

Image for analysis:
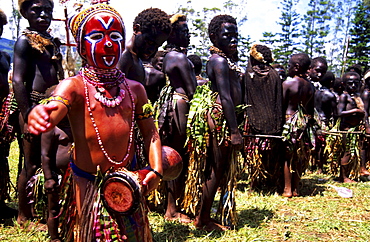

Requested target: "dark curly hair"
[
  {"left": 290, "top": 53, "right": 311, "bottom": 72},
  {"left": 188, "top": 54, "right": 202, "bottom": 75},
  {"left": 0, "top": 9, "right": 7, "bottom": 26},
  {"left": 208, "top": 14, "right": 237, "bottom": 41},
  {"left": 347, "top": 64, "right": 363, "bottom": 76},
  {"left": 133, "top": 8, "right": 171, "bottom": 35},
  {"left": 320, "top": 71, "right": 335, "bottom": 88},
  {"left": 255, "top": 44, "right": 274, "bottom": 64},
  {"left": 19, "top": 0, "right": 54, "bottom": 14},
  {"left": 310, "top": 57, "right": 327, "bottom": 68}
]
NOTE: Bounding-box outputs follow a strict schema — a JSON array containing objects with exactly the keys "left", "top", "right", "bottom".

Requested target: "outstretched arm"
[
  {"left": 27, "top": 78, "right": 75, "bottom": 135},
  {"left": 27, "top": 102, "right": 68, "bottom": 135}
]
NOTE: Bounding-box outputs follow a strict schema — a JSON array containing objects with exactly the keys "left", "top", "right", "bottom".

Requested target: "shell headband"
[{"left": 69, "top": 3, "right": 125, "bottom": 55}]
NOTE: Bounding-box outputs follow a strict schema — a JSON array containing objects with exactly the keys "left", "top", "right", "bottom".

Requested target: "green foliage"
[
  {"left": 346, "top": 0, "right": 370, "bottom": 71},
  {"left": 301, "top": 0, "right": 335, "bottom": 57},
  {"left": 261, "top": 0, "right": 302, "bottom": 68}
]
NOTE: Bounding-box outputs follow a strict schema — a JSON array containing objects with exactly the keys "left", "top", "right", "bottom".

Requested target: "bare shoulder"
[
  {"left": 125, "top": 78, "right": 146, "bottom": 95},
  {"left": 54, "top": 75, "right": 83, "bottom": 96},
  {"left": 164, "top": 50, "right": 186, "bottom": 61},
  {"left": 208, "top": 54, "right": 227, "bottom": 65},
  {"left": 14, "top": 35, "right": 31, "bottom": 53},
  {"left": 163, "top": 51, "right": 190, "bottom": 71},
  {"left": 207, "top": 54, "right": 229, "bottom": 73},
  {"left": 282, "top": 77, "right": 297, "bottom": 88}
]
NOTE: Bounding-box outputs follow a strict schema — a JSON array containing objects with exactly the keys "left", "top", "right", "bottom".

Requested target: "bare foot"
[
  {"left": 164, "top": 213, "right": 192, "bottom": 223},
  {"left": 194, "top": 219, "right": 230, "bottom": 232},
  {"left": 342, "top": 178, "right": 356, "bottom": 183},
  {"left": 292, "top": 190, "right": 299, "bottom": 197},
  {"left": 282, "top": 188, "right": 292, "bottom": 198},
  {"left": 16, "top": 216, "right": 28, "bottom": 226},
  {"left": 360, "top": 169, "right": 370, "bottom": 176}
]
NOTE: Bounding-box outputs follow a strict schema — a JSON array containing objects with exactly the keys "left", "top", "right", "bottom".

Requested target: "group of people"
[{"left": 0, "top": 0, "right": 369, "bottom": 241}]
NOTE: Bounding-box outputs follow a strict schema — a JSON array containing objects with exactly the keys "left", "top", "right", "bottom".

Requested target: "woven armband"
[
  {"left": 135, "top": 102, "right": 154, "bottom": 120},
  {"left": 40, "top": 96, "right": 71, "bottom": 112},
  {"left": 135, "top": 110, "right": 154, "bottom": 120}
]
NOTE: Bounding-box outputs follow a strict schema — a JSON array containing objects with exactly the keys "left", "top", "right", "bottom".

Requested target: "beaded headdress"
[{"left": 69, "top": 3, "right": 125, "bottom": 57}]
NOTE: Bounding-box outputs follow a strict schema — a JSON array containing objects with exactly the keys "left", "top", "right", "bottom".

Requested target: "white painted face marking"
[
  {"left": 103, "top": 56, "right": 115, "bottom": 66},
  {"left": 97, "top": 16, "right": 114, "bottom": 30}
]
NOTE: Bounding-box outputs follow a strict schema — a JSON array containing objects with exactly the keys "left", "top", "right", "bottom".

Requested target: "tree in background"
[
  {"left": 261, "top": 0, "right": 301, "bottom": 67},
  {"left": 177, "top": 1, "right": 220, "bottom": 58},
  {"left": 346, "top": 0, "right": 370, "bottom": 72},
  {"left": 301, "top": 0, "right": 334, "bottom": 57},
  {"left": 326, "top": 0, "right": 356, "bottom": 76},
  {"left": 9, "top": 0, "right": 22, "bottom": 40},
  {"left": 176, "top": 0, "right": 249, "bottom": 69}
]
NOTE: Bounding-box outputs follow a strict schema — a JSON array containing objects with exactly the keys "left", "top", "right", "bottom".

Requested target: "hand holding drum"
[
  {"left": 138, "top": 145, "right": 183, "bottom": 181},
  {"left": 101, "top": 146, "right": 183, "bottom": 215}
]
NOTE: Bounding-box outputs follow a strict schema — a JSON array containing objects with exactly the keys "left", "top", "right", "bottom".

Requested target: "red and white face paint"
[{"left": 83, "top": 13, "right": 124, "bottom": 69}]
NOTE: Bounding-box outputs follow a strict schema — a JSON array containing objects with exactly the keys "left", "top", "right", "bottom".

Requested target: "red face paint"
[{"left": 83, "top": 13, "right": 124, "bottom": 69}]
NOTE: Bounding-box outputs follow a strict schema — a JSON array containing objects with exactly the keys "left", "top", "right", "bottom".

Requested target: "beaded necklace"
[
  {"left": 82, "top": 69, "right": 136, "bottom": 165},
  {"left": 209, "top": 46, "right": 243, "bottom": 74},
  {"left": 80, "top": 66, "right": 127, "bottom": 107},
  {"left": 80, "top": 65, "right": 124, "bottom": 89}
]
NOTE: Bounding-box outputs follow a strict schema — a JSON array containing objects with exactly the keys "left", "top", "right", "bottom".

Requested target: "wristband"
[{"left": 149, "top": 168, "right": 163, "bottom": 179}]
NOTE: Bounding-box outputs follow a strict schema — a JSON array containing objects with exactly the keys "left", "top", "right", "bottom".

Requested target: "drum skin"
[
  {"left": 101, "top": 171, "right": 141, "bottom": 215},
  {"left": 101, "top": 146, "right": 183, "bottom": 215}
]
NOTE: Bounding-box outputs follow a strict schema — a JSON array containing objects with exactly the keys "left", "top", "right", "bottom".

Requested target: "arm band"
[
  {"left": 41, "top": 96, "right": 71, "bottom": 112},
  {"left": 135, "top": 110, "right": 154, "bottom": 120},
  {"left": 149, "top": 168, "right": 163, "bottom": 179}
]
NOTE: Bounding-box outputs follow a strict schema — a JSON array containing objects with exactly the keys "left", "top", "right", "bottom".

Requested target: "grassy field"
[{"left": 0, "top": 141, "right": 369, "bottom": 241}]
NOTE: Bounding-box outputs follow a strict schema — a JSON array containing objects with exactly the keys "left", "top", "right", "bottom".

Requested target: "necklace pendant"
[{"left": 94, "top": 86, "right": 126, "bottom": 108}]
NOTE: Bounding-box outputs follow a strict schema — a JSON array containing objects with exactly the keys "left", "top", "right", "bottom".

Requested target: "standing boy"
[
  {"left": 12, "top": 0, "right": 63, "bottom": 224},
  {"left": 336, "top": 72, "right": 365, "bottom": 182},
  {"left": 185, "top": 14, "right": 243, "bottom": 231},
  {"left": 157, "top": 13, "right": 197, "bottom": 223},
  {"left": 282, "top": 53, "right": 315, "bottom": 197},
  {"left": 28, "top": 4, "right": 162, "bottom": 241}
]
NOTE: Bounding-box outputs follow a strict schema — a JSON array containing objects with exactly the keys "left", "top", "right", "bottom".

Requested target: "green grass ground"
[{"left": 1, "top": 141, "right": 369, "bottom": 241}]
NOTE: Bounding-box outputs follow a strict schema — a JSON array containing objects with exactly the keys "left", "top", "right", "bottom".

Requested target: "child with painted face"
[{"left": 27, "top": 4, "right": 162, "bottom": 241}]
